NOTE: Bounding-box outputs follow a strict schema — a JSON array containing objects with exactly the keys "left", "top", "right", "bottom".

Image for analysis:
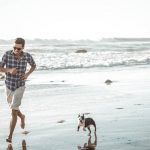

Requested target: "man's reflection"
[
  {"left": 78, "top": 134, "right": 97, "bottom": 150},
  {"left": 7, "top": 139, "right": 27, "bottom": 150},
  {"left": 7, "top": 144, "right": 13, "bottom": 150},
  {"left": 22, "top": 139, "right": 27, "bottom": 150}
]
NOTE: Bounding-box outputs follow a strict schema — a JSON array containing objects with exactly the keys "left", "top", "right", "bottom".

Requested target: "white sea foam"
[{"left": 0, "top": 39, "right": 150, "bottom": 70}]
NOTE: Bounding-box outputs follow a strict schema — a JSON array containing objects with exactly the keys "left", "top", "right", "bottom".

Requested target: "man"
[{"left": 0, "top": 37, "right": 36, "bottom": 143}]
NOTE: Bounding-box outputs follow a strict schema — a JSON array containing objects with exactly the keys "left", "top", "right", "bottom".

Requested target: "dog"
[{"left": 77, "top": 114, "right": 96, "bottom": 136}]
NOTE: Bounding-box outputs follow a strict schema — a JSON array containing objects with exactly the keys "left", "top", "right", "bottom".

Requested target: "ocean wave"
[
  {"left": 34, "top": 51, "right": 150, "bottom": 70},
  {"left": 1, "top": 39, "right": 150, "bottom": 70},
  {"left": 36, "top": 60, "right": 150, "bottom": 70}
]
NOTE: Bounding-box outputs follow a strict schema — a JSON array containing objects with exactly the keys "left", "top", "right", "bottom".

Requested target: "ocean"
[{"left": 0, "top": 38, "right": 150, "bottom": 70}]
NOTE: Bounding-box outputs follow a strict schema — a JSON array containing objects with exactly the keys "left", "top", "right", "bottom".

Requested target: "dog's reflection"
[
  {"left": 78, "top": 134, "right": 97, "bottom": 150},
  {"left": 7, "top": 139, "right": 27, "bottom": 150}
]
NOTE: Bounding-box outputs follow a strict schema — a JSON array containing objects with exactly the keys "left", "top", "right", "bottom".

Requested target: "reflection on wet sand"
[
  {"left": 7, "top": 144, "right": 13, "bottom": 150},
  {"left": 22, "top": 140, "right": 27, "bottom": 150},
  {"left": 7, "top": 140, "right": 27, "bottom": 150},
  {"left": 78, "top": 134, "right": 97, "bottom": 150}
]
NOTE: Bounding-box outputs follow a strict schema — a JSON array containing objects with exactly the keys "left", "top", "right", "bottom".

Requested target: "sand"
[{"left": 0, "top": 66, "right": 150, "bottom": 150}]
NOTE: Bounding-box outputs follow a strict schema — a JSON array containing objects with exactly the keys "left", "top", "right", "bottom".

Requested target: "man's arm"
[
  {"left": 0, "top": 53, "right": 17, "bottom": 74},
  {"left": 20, "top": 64, "right": 36, "bottom": 80},
  {"left": 0, "top": 66, "right": 17, "bottom": 74}
]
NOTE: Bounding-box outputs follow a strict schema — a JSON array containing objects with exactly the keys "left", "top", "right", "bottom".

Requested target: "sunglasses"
[{"left": 13, "top": 47, "right": 22, "bottom": 51}]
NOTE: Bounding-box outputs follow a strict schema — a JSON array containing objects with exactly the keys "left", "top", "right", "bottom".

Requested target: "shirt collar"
[{"left": 11, "top": 50, "right": 25, "bottom": 57}]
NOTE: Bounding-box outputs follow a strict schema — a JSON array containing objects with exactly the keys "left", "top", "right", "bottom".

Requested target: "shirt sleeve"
[
  {"left": 0, "top": 53, "right": 7, "bottom": 67},
  {"left": 27, "top": 53, "right": 36, "bottom": 66}
]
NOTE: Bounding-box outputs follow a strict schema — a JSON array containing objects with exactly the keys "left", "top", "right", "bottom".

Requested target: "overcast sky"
[{"left": 0, "top": 0, "right": 150, "bottom": 40}]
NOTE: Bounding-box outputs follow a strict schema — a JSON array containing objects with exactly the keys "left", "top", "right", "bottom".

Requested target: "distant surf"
[{"left": 0, "top": 38, "right": 150, "bottom": 70}]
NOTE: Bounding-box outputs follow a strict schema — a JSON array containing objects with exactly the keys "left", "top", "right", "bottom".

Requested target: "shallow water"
[{"left": 0, "top": 66, "right": 150, "bottom": 149}]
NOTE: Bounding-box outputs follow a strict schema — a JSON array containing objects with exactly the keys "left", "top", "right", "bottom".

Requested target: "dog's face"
[{"left": 78, "top": 114, "right": 85, "bottom": 124}]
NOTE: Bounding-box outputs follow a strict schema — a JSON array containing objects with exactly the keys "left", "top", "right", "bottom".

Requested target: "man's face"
[{"left": 13, "top": 43, "right": 24, "bottom": 56}]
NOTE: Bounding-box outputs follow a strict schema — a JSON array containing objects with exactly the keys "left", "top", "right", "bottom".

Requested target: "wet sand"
[{"left": 0, "top": 66, "right": 150, "bottom": 150}]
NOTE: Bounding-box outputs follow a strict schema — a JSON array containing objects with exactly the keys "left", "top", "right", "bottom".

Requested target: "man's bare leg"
[
  {"left": 17, "top": 110, "right": 25, "bottom": 129},
  {"left": 6, "top": 109, "right": 18, "bottom": 142}
]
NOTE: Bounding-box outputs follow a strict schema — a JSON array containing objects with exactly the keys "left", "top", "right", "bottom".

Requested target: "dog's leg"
[
  {"left": 77, "top": 125, "right": 80, "bottom": 131},
  {"left": 87, "top": 127, "right": 91, "bottom": 136},
  {"left": 83, "top": 127, "right": 86, "bottom": 131},
  {"left": 93, "top": 122, "right": 96, "bottom": 133}
]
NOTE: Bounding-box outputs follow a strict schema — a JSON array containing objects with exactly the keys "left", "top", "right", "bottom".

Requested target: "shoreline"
[{"left": 0, "top": 66, "right": 150, "bottom": 149}]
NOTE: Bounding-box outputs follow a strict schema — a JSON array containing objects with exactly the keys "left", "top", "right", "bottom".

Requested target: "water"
[
  {"left": 0, "top": 38, "right": 150, "bottom": 70},
  {"left": 0, "top": 38, "right": 150, "bottom": 149}
]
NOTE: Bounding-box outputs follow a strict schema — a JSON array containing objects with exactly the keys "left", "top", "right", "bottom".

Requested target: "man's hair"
[{"left": 15, "top": 37, "right": 25, "bottom": 47}]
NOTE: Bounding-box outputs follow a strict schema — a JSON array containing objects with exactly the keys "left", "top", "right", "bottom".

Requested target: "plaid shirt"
[{"left": 0, "top": 50, "right": 36, "bottom": 91}]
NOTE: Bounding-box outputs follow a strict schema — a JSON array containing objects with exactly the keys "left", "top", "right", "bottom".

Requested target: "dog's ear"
[{"left": 78, "top": 114, "right": 80, "bottom": 118}]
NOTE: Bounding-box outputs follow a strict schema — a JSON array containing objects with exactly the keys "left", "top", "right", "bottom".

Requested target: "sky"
[{"left": 0, "top": 0, "right": 150, "bottom": 40}]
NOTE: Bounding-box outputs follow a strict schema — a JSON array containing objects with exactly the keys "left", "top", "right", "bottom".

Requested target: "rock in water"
[
  {"left": 105, "top": 79, "right": 112, "bottom": 85},
  {"left": 22, "top": 131, "right": 30, "bottom": 135},
  {"left": 75, "top": 49, "right": 87, "bottom": 53},
  {"left": 57, "top": 120, "right": 65, "bottom": 123}
]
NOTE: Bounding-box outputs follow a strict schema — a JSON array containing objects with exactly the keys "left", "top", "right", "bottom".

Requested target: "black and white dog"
[{"left": 77, "top": 114, "right": 96, "bottom": 135}]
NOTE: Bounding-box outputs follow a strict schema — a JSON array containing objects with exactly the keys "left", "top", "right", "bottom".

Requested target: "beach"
[{"left": 0, "top": 65, "right": 150, "bottom": 150}]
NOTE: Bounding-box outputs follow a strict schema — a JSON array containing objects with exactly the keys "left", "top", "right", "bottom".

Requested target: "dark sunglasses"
[{"left": 13, "top": 47, "right": 22, "bottom": 51}]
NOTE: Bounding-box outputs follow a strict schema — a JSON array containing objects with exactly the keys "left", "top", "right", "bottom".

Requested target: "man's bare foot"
[
  {"left": 21, "top": 115, "right": 25, "bottom": 129},
  {"left": 6, "top": 137, "right": 12, "bottom": 143}
]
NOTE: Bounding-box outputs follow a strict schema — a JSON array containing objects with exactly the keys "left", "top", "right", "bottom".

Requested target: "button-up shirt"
[{"left": 0, "top": 50, "right": 36, "bottom": 91}]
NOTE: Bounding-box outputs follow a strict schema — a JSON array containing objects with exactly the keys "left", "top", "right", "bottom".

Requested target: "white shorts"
[{"left": 6, "top": 86, "right": 25, "bottom": 110}]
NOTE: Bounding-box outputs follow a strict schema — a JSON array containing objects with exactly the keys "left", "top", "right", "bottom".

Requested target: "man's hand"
[
  {"left": 20, "top": 73, "right": 29, "bottom": 80},
  {"left": 20, "top": 65, "right": 36, "bottom": 81}
]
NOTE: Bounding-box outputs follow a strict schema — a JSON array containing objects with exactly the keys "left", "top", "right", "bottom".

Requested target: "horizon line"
[{"left": 1, "top": 37, "right": 150, "bottom": 41}]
